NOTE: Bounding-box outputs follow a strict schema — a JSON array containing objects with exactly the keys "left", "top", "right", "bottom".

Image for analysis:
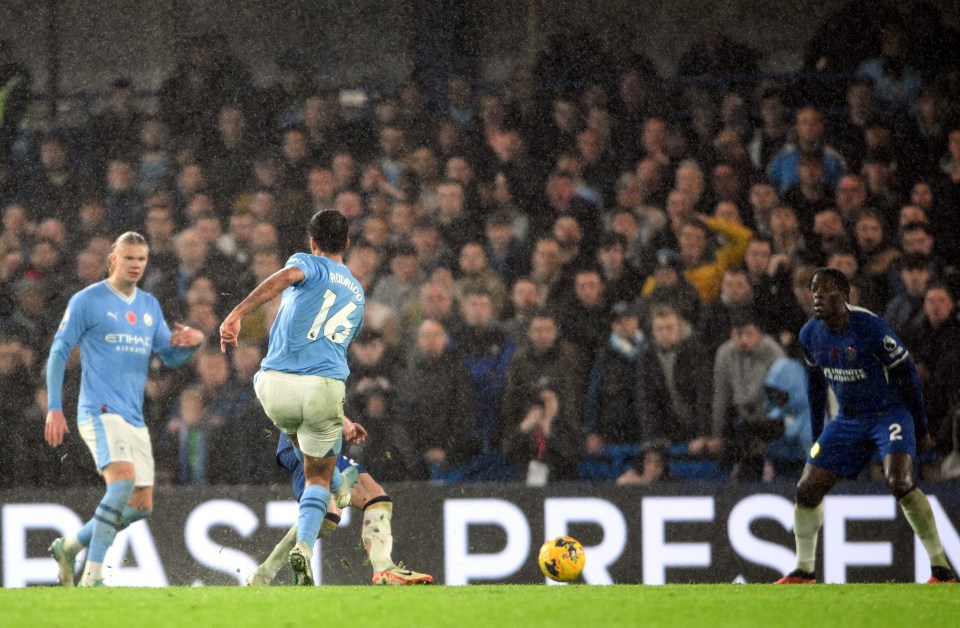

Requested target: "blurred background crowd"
[{"left": 1, "top": 2, "right": 960, "bottom": 489}]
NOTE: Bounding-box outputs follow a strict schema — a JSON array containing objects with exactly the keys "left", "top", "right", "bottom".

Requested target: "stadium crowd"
[{"left": 2, "top": 5, "right": 960, "bottom": 489}]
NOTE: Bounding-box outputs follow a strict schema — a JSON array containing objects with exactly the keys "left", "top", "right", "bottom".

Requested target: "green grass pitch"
[{"left": 1, "top": 584, "right": 958, "bottom": 627}]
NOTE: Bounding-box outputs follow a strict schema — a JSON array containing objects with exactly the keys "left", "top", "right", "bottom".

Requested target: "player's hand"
[
  {"left": 343, "top": 417, "right": 367, "bottom": 443},
  {"left": 918, "top": 433, "right": 936, "bottom": 455},
  {"left": 347, "top": 422, "right": 367, "bottom": 443},
  {"left": 170, "top": 323, "right": 204, "bottom": 348},
  {"left": 219, "top": 316, "right": 242, "bottom": 352},
  {"left": 45, "top": 410, "right": 69, "bottom": 447}
]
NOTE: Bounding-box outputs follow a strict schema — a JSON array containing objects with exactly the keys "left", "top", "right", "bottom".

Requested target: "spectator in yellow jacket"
[{"left": 640, "top": 215, "right": 752, "bottom": 304}]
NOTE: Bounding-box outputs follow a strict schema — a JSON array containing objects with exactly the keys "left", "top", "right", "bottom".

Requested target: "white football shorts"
[
  {"left": 78, "top": 413, "right": 155, "bottom": 487},
  {"left": 254, "top": 369, "right": 345, "bottom": 458}
]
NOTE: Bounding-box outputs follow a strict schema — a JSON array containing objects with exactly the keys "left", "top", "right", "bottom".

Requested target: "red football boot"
[{"left": 774, "top": 569, "right": 816, "bottom": 584}]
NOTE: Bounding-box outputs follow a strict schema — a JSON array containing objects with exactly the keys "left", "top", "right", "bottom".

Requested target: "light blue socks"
[
  {"left": 297, "top": 484, "right": 331, "bottom": 546},
  {"left": 87, "top": 479, "right": 135, "bottom": 563}
]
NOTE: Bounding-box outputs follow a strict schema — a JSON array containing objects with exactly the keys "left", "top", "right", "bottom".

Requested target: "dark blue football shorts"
[
  {"left": 277, "top": 447, "right": 367, "bottom": 502},
  {"left": 808, "top": 406, "right": 916, "bottom": 478}
]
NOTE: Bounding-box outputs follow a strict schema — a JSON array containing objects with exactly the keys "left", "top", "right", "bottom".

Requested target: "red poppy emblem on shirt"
[
  {"left": 126, "top": 311, "right": 137, "bottom": 324},
  {"left": 829, "top": 347, "right": 839, "bottom": 359}
]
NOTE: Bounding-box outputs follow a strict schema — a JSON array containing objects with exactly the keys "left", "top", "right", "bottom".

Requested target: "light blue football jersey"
[
  {"left": 54, "top": 281, "right": 181, "bottom": 427},
  {"left": 260, "top": 253, "right": 365, "bottom": 380}
]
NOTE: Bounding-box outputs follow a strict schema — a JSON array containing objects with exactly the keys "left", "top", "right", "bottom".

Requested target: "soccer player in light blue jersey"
[
  {"left": 220, "top": 209, "right": 364, "bottom": 586},
  {"left": 45, "top": 232, "right": 205, "bottom": 587},
  {"left": 776, "top": 267, "right": 956, "bottom": 584}
]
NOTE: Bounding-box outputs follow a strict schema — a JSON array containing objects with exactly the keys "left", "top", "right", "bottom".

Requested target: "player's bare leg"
[
  {"left": 775, "top": 463, "right": 839, "bottom": 584},
  {"left": 885, "top": 452, "right": 956, "bottom": 583}
]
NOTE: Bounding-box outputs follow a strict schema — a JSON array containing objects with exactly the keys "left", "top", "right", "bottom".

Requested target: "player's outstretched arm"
[
  {"left": 220, "top": 266, "right": 305, "bottom": 351},
  {"left": 156, "top": 323, "right": 205, "bottom": 368},
  {"left": 220, "top": 266, "right": 306, "bottom": 352},
  {"left": 169, "top": 323, "right": 204, "bottom": 348}
]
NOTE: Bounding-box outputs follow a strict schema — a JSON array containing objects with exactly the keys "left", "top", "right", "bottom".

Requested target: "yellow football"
[{"left": 538, "top": 536, "right": 586, "bottom": 582}]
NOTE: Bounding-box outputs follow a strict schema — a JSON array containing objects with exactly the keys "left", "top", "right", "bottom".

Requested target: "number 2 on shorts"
[{"left": 889, "top": 423, "right": 903, "bottom": 442}]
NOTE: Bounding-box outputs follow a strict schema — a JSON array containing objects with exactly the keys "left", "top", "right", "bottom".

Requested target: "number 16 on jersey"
[{"left": 307, "top": 289, "right": 358, "bottom": 344}]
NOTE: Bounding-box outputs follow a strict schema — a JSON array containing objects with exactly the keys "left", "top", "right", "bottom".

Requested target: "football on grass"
[{"left": 538, "top": 536, "right": 585, "bottom": 582}]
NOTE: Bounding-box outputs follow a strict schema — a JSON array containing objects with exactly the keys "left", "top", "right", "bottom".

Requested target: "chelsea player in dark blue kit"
[{"left": 776, "top": 268, "right": 956, "bottom": 584}]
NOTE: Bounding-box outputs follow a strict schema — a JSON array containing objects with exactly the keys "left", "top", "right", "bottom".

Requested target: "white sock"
[
  {"left": 794, "top": 503, "right": 824, "bottom": 573},
  {"left": 899, "top": 488, "right": 949, "bottom": 569},
  {"left": 362, "top": 502, "right": 394, "bottom": 573},
  {"left": 81, "top": 561, "right": 103, "bottom": 585},
  {"left": 259, "top": 525, "right": 298, "bottom": 580},
  {"left": 63, "top": 534, "right": 84, "bottom": 556}
]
